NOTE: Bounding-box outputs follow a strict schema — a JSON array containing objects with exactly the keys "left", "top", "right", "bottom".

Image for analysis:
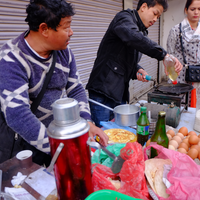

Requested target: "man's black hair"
[
  {"left": 25, "top": 0, "right": 75, "bottom": 31},
  {"left": 136, "top": 0, "right": 168, "bottom": 12}
]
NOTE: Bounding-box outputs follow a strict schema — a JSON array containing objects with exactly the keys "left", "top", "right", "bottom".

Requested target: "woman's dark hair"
[
  {"left": 184, "top": 0, "right": 194, "bottom": 11},
  {"left": 25, "top": 0, "right": 75, "bottom": 31},
  {"left": 137, "top": 0, "right": 168, "bottom": 12}
]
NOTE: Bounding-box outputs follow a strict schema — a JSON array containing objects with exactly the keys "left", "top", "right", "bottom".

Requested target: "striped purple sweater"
[{"left": 0, "top": 31, "right": 91, "bottom": 153}]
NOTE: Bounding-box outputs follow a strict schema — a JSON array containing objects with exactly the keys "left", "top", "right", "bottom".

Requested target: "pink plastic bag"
[
  {"left": 144, "top": 143, "right": 200, "bottom": 200},
  {"left": 92, "top": 142, "right": 150, "bottom": 200}
]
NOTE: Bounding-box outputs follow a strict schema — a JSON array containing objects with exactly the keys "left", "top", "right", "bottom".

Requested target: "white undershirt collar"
[{"left": 24, "top": 38, "right": 48, "bottom": 59}]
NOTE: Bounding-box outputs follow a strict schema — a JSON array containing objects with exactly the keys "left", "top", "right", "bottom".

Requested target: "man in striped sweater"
[{"left": 0, "top": 0, "right": 108, "bottom": 165}]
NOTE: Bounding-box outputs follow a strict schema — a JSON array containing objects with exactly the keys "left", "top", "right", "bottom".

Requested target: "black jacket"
[{"left": 86, "top": 9, "right": 167, "bottom": 103}]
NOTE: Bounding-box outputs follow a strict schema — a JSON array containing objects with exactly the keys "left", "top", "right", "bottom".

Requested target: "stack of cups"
[
  {"left": 148, "top": 111, "right": 157, "bottom": 138},
  {"left": 149, "top": 119, "right": 157, "bottom": 138}
]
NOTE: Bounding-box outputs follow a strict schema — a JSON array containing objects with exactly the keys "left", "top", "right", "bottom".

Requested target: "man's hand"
[
  {"left": 137, "top": 69, "right": 149, "bottom": 82},
  {"left": 174, "top": 57, "right": 183, "bottom": 75},
  {"left": 163, "top": 54, "right": 183, "bottom": 76},
  {"left": 87, "top": 122, "right": 109, "bottom": 146}
]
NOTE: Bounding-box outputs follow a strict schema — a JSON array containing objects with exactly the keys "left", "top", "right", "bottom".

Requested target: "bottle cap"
[
  {"left": 159, "top": 111, "right": 166, "bottom": 117},
  {"left": 172, "top": 80, "right": 177, "bottom": 85},
  {"left": 140, "top": 107, "right": 147, "bottom": 112}
]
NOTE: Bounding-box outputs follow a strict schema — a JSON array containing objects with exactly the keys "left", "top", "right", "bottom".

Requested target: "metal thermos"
[{"left": 47, "top": 98, "right": 93, "bottom": 200}]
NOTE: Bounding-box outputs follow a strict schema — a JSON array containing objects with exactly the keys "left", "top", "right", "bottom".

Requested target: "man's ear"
[
  {"left": 39, "top": 23, "right": 49, "bottom": 37},
  {"left": 140, "top": 3, "right": 148, "bottom": 12}
]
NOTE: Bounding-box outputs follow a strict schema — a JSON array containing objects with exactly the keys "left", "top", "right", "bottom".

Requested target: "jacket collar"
[{"left": 133, "top": 9, "right": 148, "bottom": 33}]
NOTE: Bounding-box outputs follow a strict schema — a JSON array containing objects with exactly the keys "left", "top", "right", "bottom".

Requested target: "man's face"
[
  {"left": 139, "top": 3, "right": 164, "bottom": 28},
  {"left": 48, "top": 16, "right": 73, "bottom": 50}
]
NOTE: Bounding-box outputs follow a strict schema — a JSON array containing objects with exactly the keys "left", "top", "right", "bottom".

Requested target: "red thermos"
[{"left": 47, "top": 98, "right": 93, "bottom": 200}]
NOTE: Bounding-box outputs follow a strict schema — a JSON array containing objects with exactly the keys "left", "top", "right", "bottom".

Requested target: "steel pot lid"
[
  {"left": 51, "top": 98, "right": 80, "bottom": 125},
  {"left": 48, "top": 98, "right": 89, "bottom": 139},
  {"left": 156, "top": 83, "right": 193, "bottom": 94}
]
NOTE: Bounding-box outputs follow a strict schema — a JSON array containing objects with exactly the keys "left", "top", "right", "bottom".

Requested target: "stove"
[
  {"left": 145, "top": 83, "right": 194, "bottom": 128},
  {"left": 147, "top": 83, "right": 193, "bottom": 110}
]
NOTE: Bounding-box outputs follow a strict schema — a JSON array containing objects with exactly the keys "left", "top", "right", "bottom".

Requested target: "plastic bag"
[
  {"left": 92, "top": 143, "right": 126, "bottom": 167},
  {"left": 92, "top": 142, "right": 150, "bottom": 200},
  {"left": 144, "top": 143, "right": 200, "bottom": 200}
]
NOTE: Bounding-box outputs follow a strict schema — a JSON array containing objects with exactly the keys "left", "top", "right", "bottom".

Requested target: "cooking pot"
[{"left": 88, "top": 98, "right": 140, "bottom": 126}]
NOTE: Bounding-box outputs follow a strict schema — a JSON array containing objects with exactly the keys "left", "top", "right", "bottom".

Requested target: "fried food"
[
  {"left": 104, "top": 128, "right": 136, "bottom": 143},
  {"left": 145, "top": 159, "right": 172, "bottom": 198}
]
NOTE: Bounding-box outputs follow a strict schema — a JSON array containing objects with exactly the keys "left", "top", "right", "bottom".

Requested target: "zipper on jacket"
[{"left": 14, "top": 133, "right": 18, "bottom": 140}]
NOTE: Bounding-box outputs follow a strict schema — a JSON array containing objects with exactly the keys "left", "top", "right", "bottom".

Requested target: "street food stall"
[{"left": 1, "top": 96, "right": 200, "bottom": 200}]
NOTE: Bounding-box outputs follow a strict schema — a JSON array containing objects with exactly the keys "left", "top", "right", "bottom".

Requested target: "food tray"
[{"left": 85, "top": 189, "right": 142, "bottom": 200}]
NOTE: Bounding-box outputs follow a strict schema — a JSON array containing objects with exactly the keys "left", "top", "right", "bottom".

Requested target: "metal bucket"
[{"left": 113, "top": 104, "right": 139, "bottom": 126}]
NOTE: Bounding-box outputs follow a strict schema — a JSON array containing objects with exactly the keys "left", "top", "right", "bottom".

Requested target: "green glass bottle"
[
  {"left": 150, "top": 111, "right": 169, "bottom": 158},
  {"left": 136, "top": 107, "right": 149, "bottom": 146}
]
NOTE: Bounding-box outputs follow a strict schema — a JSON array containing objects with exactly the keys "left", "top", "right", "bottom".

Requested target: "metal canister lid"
[
  {"left": 51, "top": 98, "right": 80, "bottom": 125},
  {"left": 47, "top": 98, "right": 90, "bottom": 139},
  {"left": 159, "top": 111, "right": 166, "bottom": 117}
]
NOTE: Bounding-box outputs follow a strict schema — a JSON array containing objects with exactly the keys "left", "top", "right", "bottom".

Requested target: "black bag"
[
  {"left": 0, "top": 51, "right": 57, "bottom": 166},
  {"left": 0, "top": 111, "right": 52, "bottom": 166},
  {"left": 185, "top": 65, "right": 200, "bottom": 82},
  {"left": 179, "top": 23, "right": 200, "bottom": 82}
]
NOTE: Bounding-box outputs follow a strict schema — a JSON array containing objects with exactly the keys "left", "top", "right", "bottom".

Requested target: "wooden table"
[{"left": 0, "top": 157, "right": 43, "bottom": 199}]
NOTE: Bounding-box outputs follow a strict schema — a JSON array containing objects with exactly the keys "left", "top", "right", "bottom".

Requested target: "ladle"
[
  {"left": 96, "top": 136, "right": 125, "bottom": 174},
  {"left": 88, "top": 98, "right": 113, "bottom": 111}
]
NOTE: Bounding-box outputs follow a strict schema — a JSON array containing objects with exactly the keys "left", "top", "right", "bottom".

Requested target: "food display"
[
  {"left": 146, "top": 126, "right": 200, "bottom": 161},
  {"left": 90, "top": 105, "right": 200, "bottom": 200},
  {"left": 165, "top": 127, "right": 200, "bottom": 160},
  {"left": 91, "top": 121, "right": 200, "bottom": 200},
  {"left": 104, "top": 128, "right": 137, "bottom": 143}
]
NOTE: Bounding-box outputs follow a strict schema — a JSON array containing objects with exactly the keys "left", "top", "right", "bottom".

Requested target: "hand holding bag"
[{"left": 179, "top": 23, "right": 200, "bottom": 82}]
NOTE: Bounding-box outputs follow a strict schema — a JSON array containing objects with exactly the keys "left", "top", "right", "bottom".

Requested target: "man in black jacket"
[{"left": 86, "top": 0, "right": 183, "bottom": 127}]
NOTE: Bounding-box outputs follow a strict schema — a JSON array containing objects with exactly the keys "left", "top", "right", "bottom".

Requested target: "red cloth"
[{"left": 190, "top": 88, "right": 196, "bottom": 108}]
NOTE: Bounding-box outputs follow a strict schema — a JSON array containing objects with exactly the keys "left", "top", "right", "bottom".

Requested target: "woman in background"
[{"left": 167, "top": 0, "right": 200, "bottom": 106}]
